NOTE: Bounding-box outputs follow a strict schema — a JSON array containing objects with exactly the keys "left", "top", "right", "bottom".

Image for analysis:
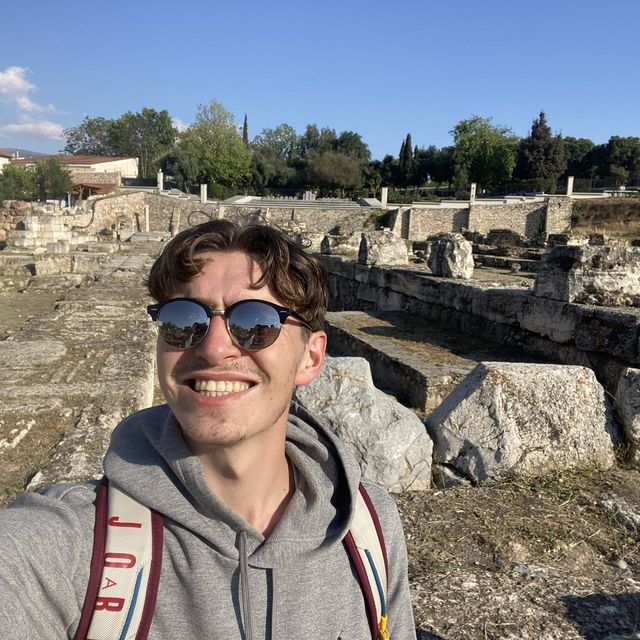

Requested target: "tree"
[
  {"left": 430, "top": 146, "right": 456, "bottom": 188},
  {"left": 451, "top": 116, "right": 518, "bottom": 191},
  {"left": 398, "top": 134, "right": 413, "bottom": 187},
  {"left": 167, "top": 100, "right": 251, "bottom": 193},
  {"left": 159, "top": 146, "right": 201, "bottom": 191},
  {"left": 253, "top": 123, "right": 299, "bottom": 160},
  {"left": 297, "top": 125, "right": 337, "bottom": 158},
  {"left": 0, "top": 164, "right": 37, "bottom": 202},
  {"left": 109, "top": 108, "right": 176, "bottom": 178},
  {"left": 604, "top": 136, "right": 640, "bottom": 184},
  {"left": 34, "top": 158, "right": 73, "bottom": 201},
  {"left": 334, "top": 131, "right": 371, "bottom": 162},
  {"left": 308, "top": 151, "right": 363, "bottom": 196},
  {"left": 563, "top": 137, "right": 595, "bottom": 178},
  {"left": 250, "top": 146, "right": 297, "bottom": 194},
  {"left": 64, "top": 109, "right": 176, "bottom": 178},
  {"left": 63, "top": 116, "right": 114, "bottom": 155},
  {"left": 242, "top": 114, "right": 249, "bottom": 147},
  {"left": 514, "top": 111, "right": 566, "bottom": 192},
  {"left": 412, "top": 146, "right": 433, "bottom": 187}
]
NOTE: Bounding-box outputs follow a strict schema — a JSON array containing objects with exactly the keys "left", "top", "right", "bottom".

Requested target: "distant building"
[
  {"left": 0, "top": 149, "right": 12, "bottom": 172},
  {"left": 11, "top": 155, "right": 139, "bottom": 200}
]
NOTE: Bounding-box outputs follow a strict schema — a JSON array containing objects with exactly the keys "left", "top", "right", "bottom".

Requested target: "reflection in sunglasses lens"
[
  {"left": 229, "top": 302, "right": 281, "bottom": 350},
  {"left": 158, "top": 300, "right": 209, "bottom": 348},
  {"left": 157, "top": 300, "right": 285, "bottom": 350}
]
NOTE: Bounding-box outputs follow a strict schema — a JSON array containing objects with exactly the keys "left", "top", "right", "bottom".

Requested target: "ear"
[{"left": 294, "top": 330, "right": 327, "bottom": 386}]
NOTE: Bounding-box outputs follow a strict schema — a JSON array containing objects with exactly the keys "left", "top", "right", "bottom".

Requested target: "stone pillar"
[
  {"left": 200, "top": 183, "right": 207, "bottom": 204},
  {"left": 157, "top": 170, "right": 164, "bottom": 192},
  {"left": 381, "top": 187, "right": 388, "bottom": 207},
  {"left": 470, "top": 183, "right": 477, "bottom": 202},
  {"left": 144, "top": 205, "right": 150, "bottom": 233},
  {"left": 566, "top": 176, "right": 575, "bottom": 197}
]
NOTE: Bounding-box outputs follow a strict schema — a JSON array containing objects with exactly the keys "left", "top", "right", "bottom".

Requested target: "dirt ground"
[
  {"left": 399, "top": 468, "right": 640, "bottom": 639},
  {"left": 1, "top": 266, "right": 639, "bottom": 638}
]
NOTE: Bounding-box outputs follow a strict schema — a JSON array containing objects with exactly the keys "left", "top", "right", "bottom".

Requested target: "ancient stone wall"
[
  {"left": 0, "top": 201, "right": 31, "bottom": 243},
  {"left": 394, "top": 197, "right": 573, "bottom": 241},
  {"left": 544, "top": 196, "right": 573, "bottom": 234},
  {"left": 393, "top": 206, "right": 469, "bottom": 239},
  {"left": 89, "top": 192, "right": 377, "bottom": 236},
  {"left": 318, "top": 254, "right": 640, "bottom": 397},
  {"left": 467, "top": 200, "right": 547, "bottom": 237}
]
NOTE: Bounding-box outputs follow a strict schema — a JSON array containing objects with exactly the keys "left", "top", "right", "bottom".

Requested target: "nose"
[{"left": 193, "top": 314, "right": 241, "bottom": 364}]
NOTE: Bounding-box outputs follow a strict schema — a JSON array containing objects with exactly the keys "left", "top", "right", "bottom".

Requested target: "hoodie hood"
[{"left": 102, "top": 402, "right": 362, "bottom": 568}]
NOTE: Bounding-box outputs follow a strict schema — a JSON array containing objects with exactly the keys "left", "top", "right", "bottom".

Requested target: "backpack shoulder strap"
[
  {"left": 75, "top": 478, "right": 163, "bottom": 640},
  {"left": 343, "top": 482, "right": 390, "bottom": 640}
]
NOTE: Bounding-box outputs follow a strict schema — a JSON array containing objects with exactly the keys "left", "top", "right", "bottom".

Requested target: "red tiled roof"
[
  {"left": 0, "top": 149, "right": 13, "bottom": 159},
  {"left": 13, "top": 155, "right": 135, "bottom": 165}
]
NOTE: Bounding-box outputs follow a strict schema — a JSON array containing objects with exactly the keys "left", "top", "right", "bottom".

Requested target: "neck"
[{"left": 191, "top": 436, "right": 294, "bottom": 536}]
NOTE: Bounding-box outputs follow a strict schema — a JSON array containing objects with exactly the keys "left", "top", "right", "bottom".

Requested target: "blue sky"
[{"left": 0, "top": 0, "right": 638, "bottom": 160}]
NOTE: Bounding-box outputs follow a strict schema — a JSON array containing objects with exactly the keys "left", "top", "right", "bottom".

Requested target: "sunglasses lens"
[
  {"left": 228, "top": 301, "right": 281, "bottom": 350},
  {"left": 157, "top": 300, "right": 209, "bottom": 349}
]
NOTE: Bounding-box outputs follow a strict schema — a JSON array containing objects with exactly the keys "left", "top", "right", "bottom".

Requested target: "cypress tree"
[
  {"left": 242, "top": 114, "right": 249, "bottom": 147},
  {"left": 515, "top": 111, "right": 566, "bottom": 191}
]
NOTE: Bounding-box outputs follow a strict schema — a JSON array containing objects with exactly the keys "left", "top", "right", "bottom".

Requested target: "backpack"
[{"left": 75, "top": 478, "right": 389, "bottom": 640}]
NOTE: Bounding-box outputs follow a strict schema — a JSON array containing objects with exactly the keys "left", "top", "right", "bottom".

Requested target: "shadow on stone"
[{"left": 561, "top": 592, "right": 640, "bottom": 639}]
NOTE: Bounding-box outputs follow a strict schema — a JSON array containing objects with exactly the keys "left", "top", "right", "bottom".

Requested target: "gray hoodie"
[{"left": 0, "top": 403, "right": 416, "bottom": 639}]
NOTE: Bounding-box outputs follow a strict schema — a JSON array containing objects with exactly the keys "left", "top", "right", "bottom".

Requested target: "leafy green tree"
[
  {"left": 63, "top": 116, "right": 114, "bottom": 155},
  {"left": 451, "top": 116, "right": 518, "bottom": 191},
  {"left": 64, "top": 109, "right": 176, "bottom": 178},
  {"left": 430, "top": 146, "right": 456, "bottom": 188},
  {"left": 379, "top": 154, "right": 400, "bottom": 187},
  {"left": 308, "top": 151, "right": 363, "bottom": 196},
  {"left": 169, "top": 100, "right": 251, "bottom": 192},
  {"left": 0, "top": 165, "right": 37, "bottom": 202},
  {"left": 363, "top": 161, "right": 383, "bottom": 195},
  {"left": 412, "top": 146, "right": 432, "bottom": 187},
  {"left": 297, "top": 125, "right": 337, "bottom": 158},
  {"left": 34, "top": 158, "right": 73, "bottom": 200},
  {"left": 159, "top": 146, "right": 201, "bottom": 191},
  {"left": 563, "top": 137, "right": 595, "bottom": 178},
  {"left": 250, "top": 146, "right": 297, "bottom": 194},
  {"left": 253, "top": 123, "right": 299, "bottom": 160},
  {"left": 109, "top": 108, "right": 176, "bottom": 178},
  {"left": 334, "top": 131, "right": 371, "bottom": 162},
  {"left": 514, "top": 112, "right": 566, "bottom": 192},
  {"left": 604, "top": 136, "right": 640, "bottom": 183}
]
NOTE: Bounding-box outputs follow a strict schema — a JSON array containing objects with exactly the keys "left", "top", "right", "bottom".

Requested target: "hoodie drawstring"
[{"left": 238, "top": 530, "right": 254, "bottom": 640}]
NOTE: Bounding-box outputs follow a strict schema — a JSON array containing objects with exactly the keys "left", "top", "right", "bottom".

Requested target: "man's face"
[{"left": 156, "top": 250, "right": 326, "bottom": 451}]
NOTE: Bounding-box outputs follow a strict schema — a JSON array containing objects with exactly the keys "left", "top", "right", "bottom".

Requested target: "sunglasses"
[{"left": 147, "top": 298, "right": 313, "bottom": 351}]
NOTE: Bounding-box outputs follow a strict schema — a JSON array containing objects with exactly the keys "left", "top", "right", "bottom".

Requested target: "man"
[{"left": 0, "top": 220, "right": 416, "bottom": 638}]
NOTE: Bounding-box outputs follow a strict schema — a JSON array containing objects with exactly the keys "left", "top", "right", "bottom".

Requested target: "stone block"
[
  {"left": 294, "top": 356, "right": 433, "bottom": 492},
  {"left": 358, "top": 230, "right": 408, "bottom": 266},
  {"left": 427, "top": 362, "right": 619, "bottom": 483},
  {"left": 615, "top": 368, "right": 640, "bottom": 467},
  {"left": 535, "top": 244, "right": 640, "bottom": 306},
  {"left": 425, "top": 233, "right": 474, "bottom": 279},
  {"left": 320, "top": 233, "right": 361, "bottom": 257}
]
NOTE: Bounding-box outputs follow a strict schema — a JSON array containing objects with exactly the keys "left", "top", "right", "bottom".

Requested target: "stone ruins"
[{"left": 0, "top": 190, "right": 639, "bottom": 504}]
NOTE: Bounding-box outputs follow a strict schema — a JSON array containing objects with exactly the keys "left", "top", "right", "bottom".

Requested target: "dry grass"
[{"left": 398, "top": 468, "right": 640, "bottom": 639}]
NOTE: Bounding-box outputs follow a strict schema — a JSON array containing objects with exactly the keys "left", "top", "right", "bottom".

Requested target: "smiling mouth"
[{"left": 190, "top": 379, "right": 252, "bottom": 397}]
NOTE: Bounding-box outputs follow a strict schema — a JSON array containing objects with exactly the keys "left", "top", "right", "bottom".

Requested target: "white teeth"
[{"left": 192, "top": 379, "right": 250, "bottom": 396}]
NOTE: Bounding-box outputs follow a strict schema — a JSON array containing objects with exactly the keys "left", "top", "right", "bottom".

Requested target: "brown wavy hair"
[{"left": 146, "top": 220, "right": 329, "bottom": 332}]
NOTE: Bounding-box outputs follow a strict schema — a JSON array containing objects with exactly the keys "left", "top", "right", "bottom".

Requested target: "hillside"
[{"left": 571, "top": 197, "right": 640, "bottom": 241}]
